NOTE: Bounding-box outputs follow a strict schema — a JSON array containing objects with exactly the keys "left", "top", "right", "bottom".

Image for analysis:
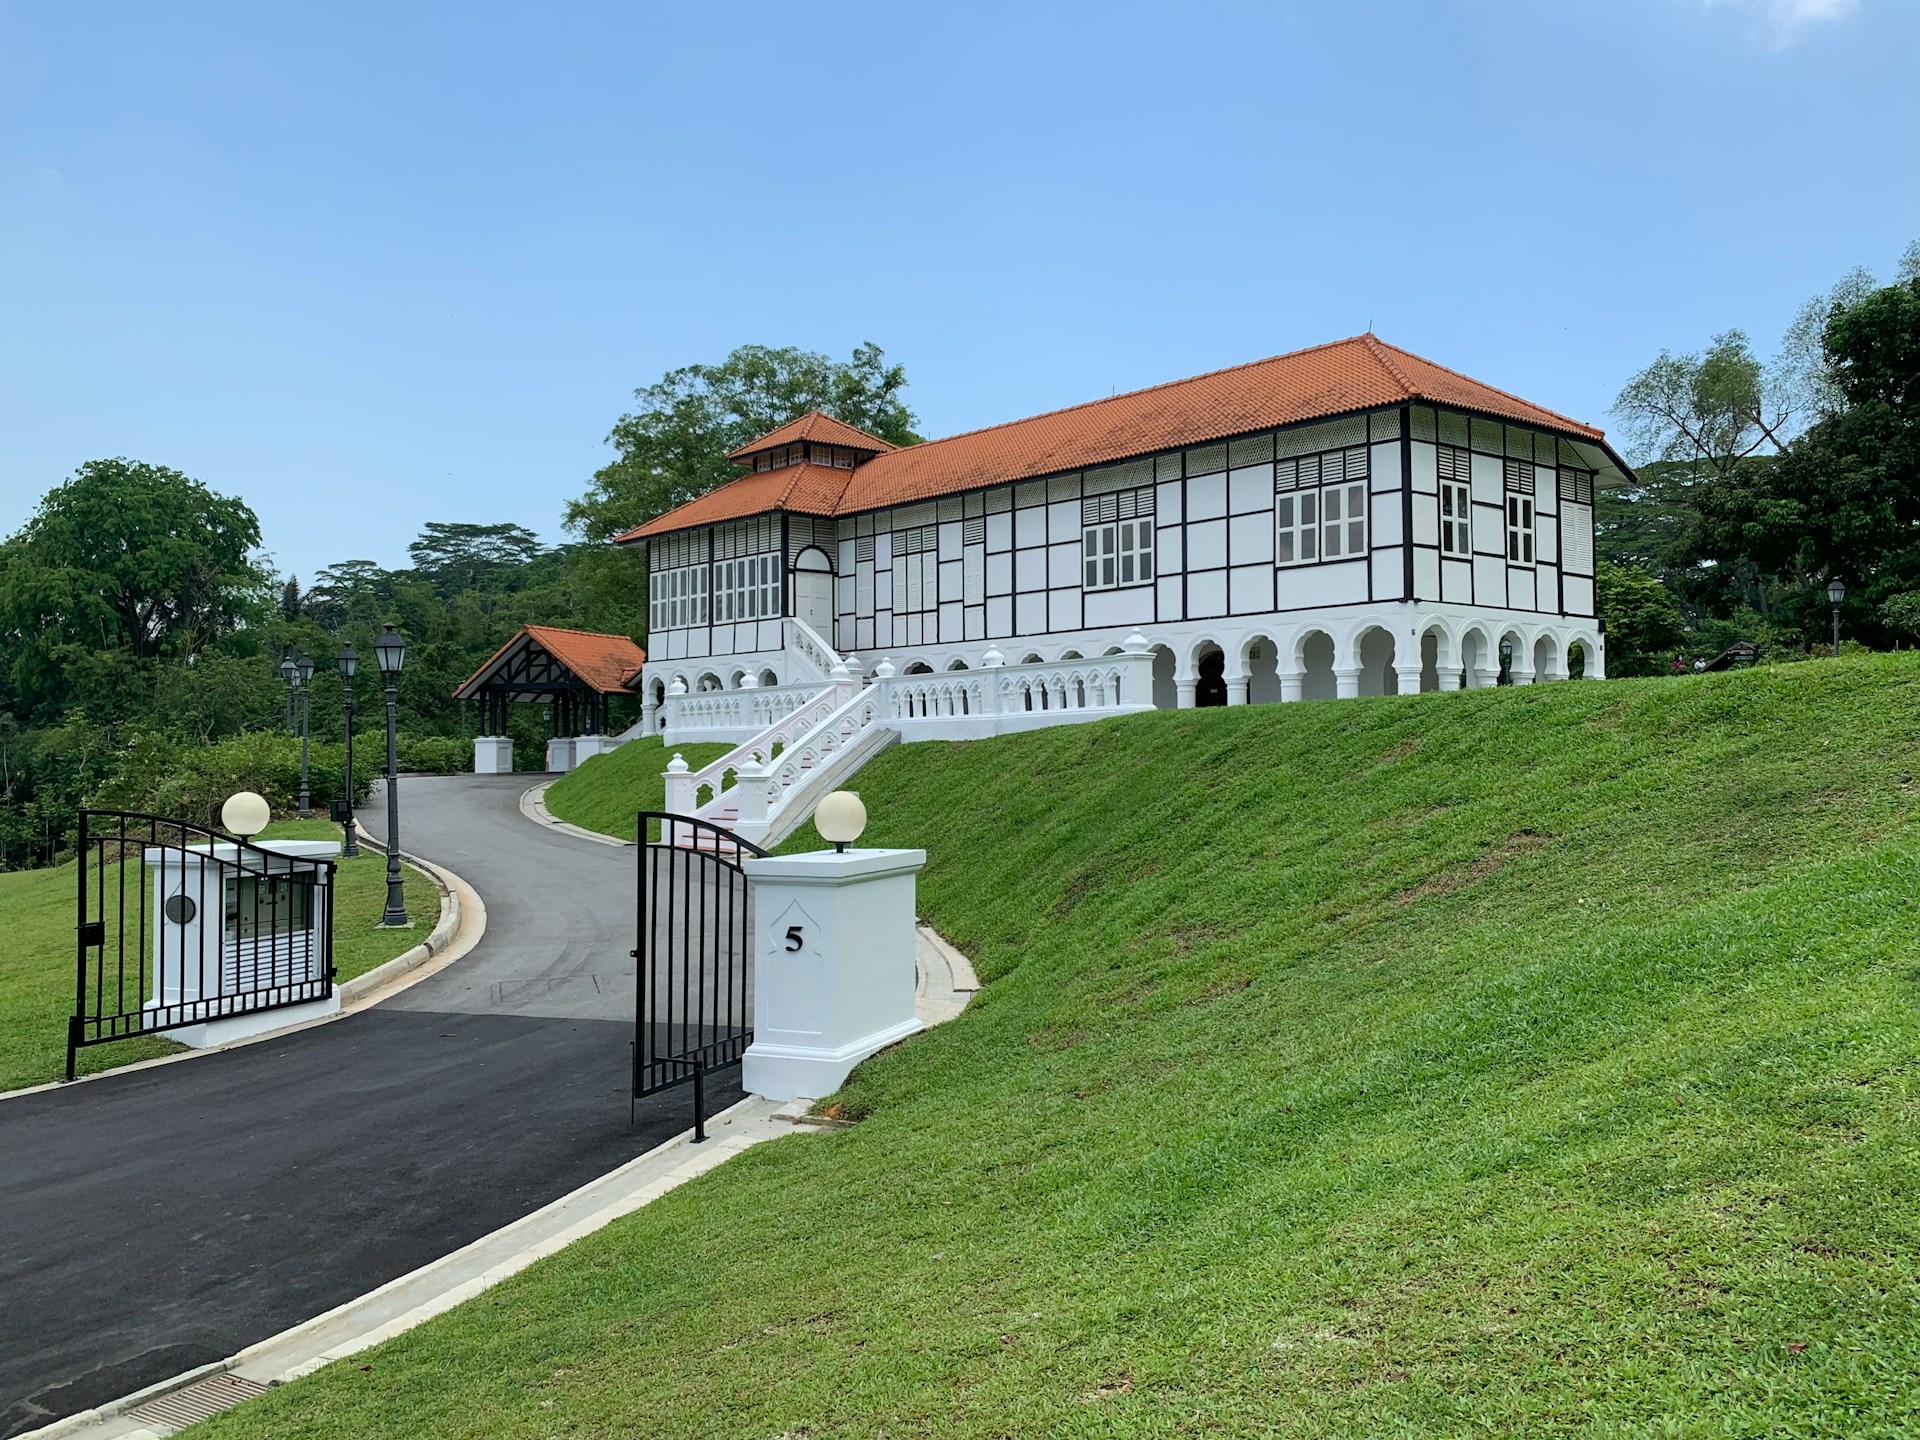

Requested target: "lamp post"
[
  {"left": 374, "top": 623, "right": 409, "bottom": 927},
  {"left": 279, "top": 650, "right": 297, "bottom": 731},
  {"left": 1827, "top": 577, "right": 1847, "bottom": 656},
  {"left": 295, "top": 651, "right": 314, "bottom": 818},
  {"left": 337, "top": 642, "right": 360, "bottom": 858}
]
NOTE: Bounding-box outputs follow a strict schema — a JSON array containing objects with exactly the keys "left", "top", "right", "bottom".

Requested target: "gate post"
[{"left": 740, "top": 847, "right": 926, "bottom": 1101}]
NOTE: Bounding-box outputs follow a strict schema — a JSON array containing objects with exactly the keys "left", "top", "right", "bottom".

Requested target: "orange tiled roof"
[
  {"left": 725, "top": 410, "right": 898, "bottom": 461},
  {"left": 453, "top": 625, "right": 646, "bottom": 698},
  {"left": 618, "top": 335, "right": 1616, "bottom": 542}
]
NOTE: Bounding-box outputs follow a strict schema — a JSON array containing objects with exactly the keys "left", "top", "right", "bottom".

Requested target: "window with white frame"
[
  {"left": 713, "top": 552, "right": 780, "bottom": 622},
  {"left": 1503, "top": 458, "right": 1535, "bottom": 565},
  {"left": 1275, "top": 447, "right": 1368, "bottom": 565},
  {"left": 1081, "top": 489, "right": 1155, "bottom": 589},
  {"left": 648, "top": 564, "right": 709, "bottom": 631},
  {"left": 895, "top": 525, "right": 938, "bottom": 613},
  {"left": 1438, "top": 445, "right": 1472, "bottom": 556}
]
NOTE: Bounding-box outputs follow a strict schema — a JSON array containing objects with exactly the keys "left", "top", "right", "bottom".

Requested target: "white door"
[{"left": 794, "top": 565, "right": 833, "bottom": 635}]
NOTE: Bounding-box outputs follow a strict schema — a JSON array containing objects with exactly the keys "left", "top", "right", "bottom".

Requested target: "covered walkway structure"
[{"left": 454, "top": 624, "right": 645, "bottom": 773}]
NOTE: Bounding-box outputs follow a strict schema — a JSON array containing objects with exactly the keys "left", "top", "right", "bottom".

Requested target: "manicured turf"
[
  {"left": 0, "top": 819, "right": 436, "bottom": 1093},
  {"left": 196, "top": 657, "right": 1920, "bottom": 1437},
  {"left": 542, "top": 735, "right": 732, "bottom": 842}
]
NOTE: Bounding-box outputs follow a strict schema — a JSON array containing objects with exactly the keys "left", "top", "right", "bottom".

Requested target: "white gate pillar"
[{"left": 741, "top": 847, "right": 926, "bottom": 1101}]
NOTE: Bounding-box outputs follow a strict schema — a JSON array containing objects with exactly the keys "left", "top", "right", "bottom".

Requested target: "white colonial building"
[{"left": 604, "top": 335, "right": 1627, "bottom": 844}]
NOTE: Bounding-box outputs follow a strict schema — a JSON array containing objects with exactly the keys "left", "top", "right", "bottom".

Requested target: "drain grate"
[{"left": 128, "top": 1372, "right": 270, "bottom": 1433}]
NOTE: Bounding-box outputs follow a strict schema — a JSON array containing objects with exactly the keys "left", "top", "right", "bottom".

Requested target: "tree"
[
  {"left": 1595, "top": 561, "right": 1686, "bottom": 677},
  {"left": 567, "top": 342, "right": 920, "bottom": 543},
  {"left": 0, "top": 459, "right": 272, "bottom": 719},
  {"left": 407, "top": 521, "right": 549, "bottom": 596}
]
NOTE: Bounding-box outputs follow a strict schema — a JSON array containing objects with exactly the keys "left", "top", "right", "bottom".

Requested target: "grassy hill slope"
[
  {"left": 198, "top": 658, "right": 1920, "bottom": 1437},
  {"left": 542, "top": 736, "right": 732, "bottom": 841}
]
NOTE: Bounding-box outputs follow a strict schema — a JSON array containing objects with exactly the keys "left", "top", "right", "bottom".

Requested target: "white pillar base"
[
  {"left": 742, "top": 847, "right": 926, "bottom": 1103},
  {"left": 1175, "top": 680, "right": 1198, "bottom": 709},
  {"left": 1279, "top": 675, "right": 1304, "bottom": 702},
  {"left": 573, "top": 734, "right": 625, "bottom": 764},
  {"left": 1225, "top": 678, "right": 1250, "bottom": 706},
  {"left": 1392, "top": 666, "right": 1424, "bottom": 696},
  {"left": 163, "top": 993, "right": 341, "bottom": 1049},
  {"left": 1334, "top": 667, "right": 1362, "bottom": 700},
  {"left": 474, "top": 736, "right": 514, "bottom": 774},
  {"left": 545, "top": 736, "right": 577, "bottom": 773}
]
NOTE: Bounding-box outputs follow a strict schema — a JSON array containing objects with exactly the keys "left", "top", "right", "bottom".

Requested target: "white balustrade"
[
  {"left": 784, "top": 617, "right": 845, "bottom": 683},
  {"left": 663, "top": 681, "right": 840, "bottom": 743}
]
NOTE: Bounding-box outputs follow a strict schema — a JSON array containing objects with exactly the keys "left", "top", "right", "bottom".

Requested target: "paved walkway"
[{"left": 0, "top": 775, "right": 740, "bottom": 1439}]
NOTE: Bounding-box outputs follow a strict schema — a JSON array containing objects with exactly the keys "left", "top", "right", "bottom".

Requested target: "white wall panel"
[
  {"left": 1229, "top": 466, "right": 1272, "bottom": 514},
  {"left": 963, "top": 547, "right": 985, "bottom": 604},
  {"left": 1370, "top": 494, "right": 1403, "bottom": 548},
  {"left": 860, "top": 617, "right": 877, "bottom": 650},
  {"left": 939, "top": 559, "right": 963, "bottom": 602},
  {"left": 759, "top": 619, "right": 782, "bottom": 650},
  {"left": 938, "top": 522, "right": 962, "bottom": 562},
  {"left": 1508, "top": 568, "right": 1537, "bottom": 611},
  {"left": 1533, "top": 466, "right": 1558, "bottom": 514},
  {"left": 1537, "top": 516, "right": 1558, "bottom": 566},
  {"left": 1274, "top": 559, "right": 1366, "bottom": 609},
  {"left": 1442, "top": 558, "right": 1473, "bottom": 604},
  {"left": 1564, "top": 574, "right": 1595, "bottom": 615},
  {"left": 1410, "top": 440, "right": 1438, "bottom": 493},
  {"left": 1186, "top": 518, "right": 1227, "bottom": 569},
  {"left": 1156, "top": 575, "right": 1183, "bottom": 621},
  {"left": 1188, "top": 471, "right": 1227, "bottom": 522},
  {"left": 1157, "top": 526, "right": 1183, "bottom": 574},
  {"left": 1411, "top": 492, "right": 1438, "bottom": 547},
  {"left": 939, "top": 602, "right": 963, "bottom": 642},
  {"left": 1049, "top": 542, "right": 1080, "bottom": 589},
  {"left": 1473, "top": 554, "right": 1507, "bottom": 607},
  {"left": 965, "top": 606, "right": 986, "bottom": 641},
  {"left": 986, "top": 512, "right": 1012, "bottom": 553},
  {"left": 1229, "top": 564, "right": 1273, "bottom": 614},
  {"left": 1371, "top": 551, "right": 1400, "bottom": 600},
  {"left": 1537, "top": 562, "right": 1559, "bottom": 611},
  {"left": 838, "top": 539, "right": 855, "bottom": 571},
  {"left": 987, "top": 595, "right": 1012, "bottom": 637},
  {"left": 1085, "top": 587, "right": 1154, "bottom": 629},
  {"left": 837, "top": 576, "right": 855, "bottom": 615},
  {"left": 1370, "top": 441, "right": 1402, "bottom": 493},
  {"left": 1414, "top": 547, "right": 1441, "bottom": 602},
  {"left": 1187, "top": 569, "right": 1227, "bottom": 618},
  {"left": 1156, "top": 480, "right": 1184, "bottom": 522},
  {"left": 871, "top": 569, "right": 888, "bottom": 612},
  {"left": 1229, "top": 512, "right": 1273, "bottom": 565},
  {"left": 986, "top": 552, "right": 1012, "bottom": 595},
  {"left": 1048, "top": 500, "right": 1081, "bottom": 543},
  {"left": 1049, "top": 589, "right": 1082, "bottom": 631},
  {"left": 1015, "top": 507, "right": 1047, "bottom": 548},
  {"left": 1471, "top": 453, "right": 1503, "bottom": 507},
  {"left": 1015, "top": 548, "right": 1046, "bottom": 591},
  {"left": 1016, "top": 592, "right": 1046, "bottom": 634},
  {"left": 876, "top": 532, "right": 892, "bottom": 568}
]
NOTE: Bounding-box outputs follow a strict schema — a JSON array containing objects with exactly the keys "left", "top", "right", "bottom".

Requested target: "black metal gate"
[
  {"left": 633, "top": 811, "right": 765, "bottom": 1138},
  {"left": 67, "top": 810, "right": 337, "bottom": 1080}
]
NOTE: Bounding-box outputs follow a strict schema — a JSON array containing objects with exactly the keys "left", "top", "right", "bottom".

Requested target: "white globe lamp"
[
  {"left": 813, "top": 791, "right": 867, "bottom": 853},
  {"left": 222, "top": 790, "right": 271, "bottom": 840}
]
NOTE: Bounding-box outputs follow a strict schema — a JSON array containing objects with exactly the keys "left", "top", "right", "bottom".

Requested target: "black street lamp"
[
  {"left": 295, "top": 651, "right": 314, "bottom": 818},
  {"left": 1827, "top": 577, "right": 1847, "bottom": 655},
  {"left": 337, "top": 642, "right": 360, "bottom": 858},
  {"left": 374, "top": 623, "right": 410, "bottom": 927},
  {"left": 279, "top": 650, "right": 298, "bottom": 731}
]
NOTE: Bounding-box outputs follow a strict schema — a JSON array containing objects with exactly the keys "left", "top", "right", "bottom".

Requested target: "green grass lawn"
[
  {"left": 195, "top": 656, "right": 1920, "bottom": 1437},
  {"left": 542, "top": 735, "right": 732, "bottom": 841},
  {"left": 0, "top": 819, "right": 436, "bottom": 1093}
]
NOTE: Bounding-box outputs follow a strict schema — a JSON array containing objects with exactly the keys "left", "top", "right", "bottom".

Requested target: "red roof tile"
[
  {"left": 725, "top": 410, "right": 898, "bottom": 461},
  {"left": 453, "top": 625, "right": 646, "bottom": 698},
  {"left": 618, "top": 335, "right": 1618, "bottom": 541}
]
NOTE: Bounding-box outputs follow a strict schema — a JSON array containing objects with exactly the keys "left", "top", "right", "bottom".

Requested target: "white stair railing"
[
  {"left": 784, "top": 617, "right": 846, "bottom": 684},
  {"left": 728, "top": 682, "right": 895, "bottom": 846},
  {"left": 662, "top": 668, "right": 862, "bottom": 825},
  {"left": 663, "top": 679, "right": 843, "bottom": 742}
]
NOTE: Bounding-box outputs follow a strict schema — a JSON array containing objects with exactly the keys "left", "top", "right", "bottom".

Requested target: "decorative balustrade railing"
[
  {"left": 784, "top": 617, "right": 844, "bottom": 683},
  {"left": 663, "top": 675, "right": 858, "bottom": 823},
  {"left": 663, "top": 681, "right": 840, "bottom": 741},
  {"left": 727, "top": 683, "right": 893, "bottom": 844},
  {"left": 877, "top": 639, "right": 1156, "bottom": 741}
]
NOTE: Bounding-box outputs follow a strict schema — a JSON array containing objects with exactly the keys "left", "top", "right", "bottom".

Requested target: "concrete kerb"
[
  {"left": 0, "top": 836, "right": 486, "bottom": 1107},
  {"left": 519, "top": 781, "right": 634, "bottom": 848}
]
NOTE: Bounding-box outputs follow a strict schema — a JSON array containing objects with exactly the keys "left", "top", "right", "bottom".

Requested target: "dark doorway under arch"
[{"left": 1196, "top": 649, "right": 1228, "bottom": 707}]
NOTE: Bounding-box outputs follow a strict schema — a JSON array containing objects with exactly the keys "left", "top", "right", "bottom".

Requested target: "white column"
[
  {"left": 741, "top": 848, "right": 926, "bottom": 1101},
  {"left": 1279, "top": 674, "right": 1304, "bottom": 702},
  {"left": 1392, "top": 665, "right": 1424, "bottom": 696},
  {"left": 1226, "top": 677, "right": 1250, "bottom": 706},
  {"left": 1175, "top": 679, "right": 1198, "bottom": 709},
  {"left": 1437, "top": 670, "right": 1464, "bottom": 692},
  {"left": 1334, "top": 667, "right": 1361, "bottom": 700},
  {"left": 474, "top": 736, "right": 513, "bottom": 773}
]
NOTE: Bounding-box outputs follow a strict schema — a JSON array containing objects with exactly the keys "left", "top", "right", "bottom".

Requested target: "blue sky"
[{"left": 2, "top": 0, "right": 1915, "bottom": 581}]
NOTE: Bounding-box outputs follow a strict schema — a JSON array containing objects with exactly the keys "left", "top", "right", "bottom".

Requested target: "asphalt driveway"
[{"left": 0, "top": 774, "right": 740, "bottom": 1438}]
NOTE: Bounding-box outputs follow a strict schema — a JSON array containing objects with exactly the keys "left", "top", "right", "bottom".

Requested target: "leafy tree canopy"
[
  {"left": 408, "top": 521, "right": 549, "bottom": 596},
  {"left": 567, "top": 342, "right": 920, "bottom": 543},
  {"left": 0, "top": 458, "right": 272, "bottom": 718},
  {"left": 1594, "top": 560, "right": 1686, "bottom": 677}
]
